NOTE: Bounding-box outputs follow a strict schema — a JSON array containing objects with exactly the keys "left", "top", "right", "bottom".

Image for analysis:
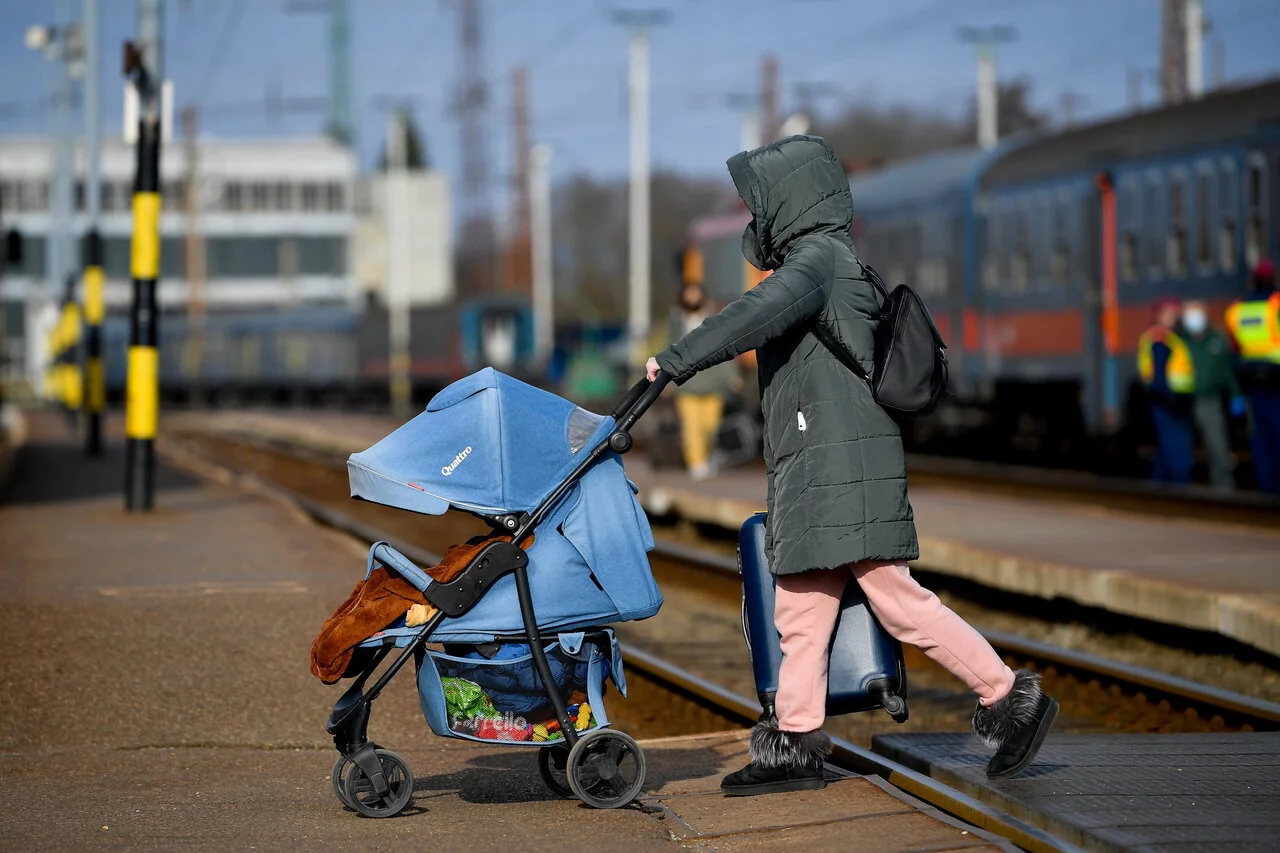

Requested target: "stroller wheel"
[
  {"left": 566, "top": 730, "right": 646, "bottom": 809},
  {"left": 331, "top": 755, "right": 357, "bottom": 810},
  {"left": 342, "top": 749, "right": 414, "bottom": 818},
  {"left": 537, "top": 745, "right": 574, "bottom": 799}
]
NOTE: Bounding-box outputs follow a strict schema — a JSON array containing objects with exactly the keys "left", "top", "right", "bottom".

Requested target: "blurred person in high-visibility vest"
[
  {"left": 668, "top": 283, "right": 734, "bottom": 479},
  {"left": 1181, "top": 298, "right": 1245, "bottom": 490},
  {"left": 1137, "top": 297, "right": 1196, "bottom": 484},
  {"left": 1225, "top": 259, "right": 1280, "bottom": 494}
]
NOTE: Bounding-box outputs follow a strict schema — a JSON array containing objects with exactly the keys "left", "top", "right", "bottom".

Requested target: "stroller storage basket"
[{"left": 417, "top": 631, "right": 619, "bottom": 745}]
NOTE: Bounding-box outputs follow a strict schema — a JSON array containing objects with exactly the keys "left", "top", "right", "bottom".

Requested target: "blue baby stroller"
[{"left": 324, "top": 368, "right": 670, "bottom": 817}]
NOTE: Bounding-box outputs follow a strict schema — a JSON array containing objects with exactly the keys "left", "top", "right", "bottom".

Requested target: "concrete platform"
[
  {"left": 171, "top": 410, "right": 1280, "bottom": 661},
  {"left": 873, "top": 732, "right": 1280, "bottom": 853},
  {"left": 0, "top": 412, "right": 1011, "bottom": 852}
]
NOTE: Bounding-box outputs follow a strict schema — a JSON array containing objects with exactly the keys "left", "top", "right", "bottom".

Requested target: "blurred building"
[
  {"left": 0, "top": 135, "right": 357, "bottom": 381},
  {"left": 352, "top": 170, "right": 454, "bottom": 308}
]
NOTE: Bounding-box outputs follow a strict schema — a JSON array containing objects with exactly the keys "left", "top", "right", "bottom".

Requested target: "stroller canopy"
[
  {"left": 348, "top": 367, "right": 614, "bottom": 516},
  {"left": 348, "top": 368, "right": 662, "bottom": 640}
]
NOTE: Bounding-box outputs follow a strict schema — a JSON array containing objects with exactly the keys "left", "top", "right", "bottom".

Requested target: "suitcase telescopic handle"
[{"left": 606, "top": 371, "right": 671, "bottom": 453}]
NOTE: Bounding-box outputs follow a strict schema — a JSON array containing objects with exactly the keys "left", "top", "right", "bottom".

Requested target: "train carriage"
[{"left": 688, "top": 77, "right": 1280, "bottom": 460}]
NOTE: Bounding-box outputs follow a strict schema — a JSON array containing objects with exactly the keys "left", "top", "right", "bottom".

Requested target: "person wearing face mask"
[
  {"left": 667, "top": 284, "right": 735, "bottom": 479},
  {"left": 1226, "top": 260, "right": 1280, "bottom": 494},
  {"left": 1137, "top": 298, "right": 1196, "bottom": 484},
  {"left": 1181, "top": 299, "right": 1244, "bottom": 490}
]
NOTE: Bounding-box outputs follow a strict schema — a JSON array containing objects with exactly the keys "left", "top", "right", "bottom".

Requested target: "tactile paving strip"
[{"left": 873, "top": 732, "right": 1280, "bottom": 853}]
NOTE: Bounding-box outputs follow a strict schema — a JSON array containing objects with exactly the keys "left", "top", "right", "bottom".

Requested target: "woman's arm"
[{"left": 652, "top": 240, "right": 829, "bottom": 383}]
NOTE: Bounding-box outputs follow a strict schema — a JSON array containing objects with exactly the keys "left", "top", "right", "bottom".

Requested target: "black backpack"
[{"left": 812, "top": 264, "right": 949, "bottom": 418}]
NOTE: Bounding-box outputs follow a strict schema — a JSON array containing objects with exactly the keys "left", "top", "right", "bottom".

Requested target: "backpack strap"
[
  {"left": 812, "top": 316, "right": 872, "bottom": 383},
  {"left": 809, "top": 263, "right": 888, "bottom": 383},
  {"left": 860, "top": 263, "right": 892, "bottom": 303}
]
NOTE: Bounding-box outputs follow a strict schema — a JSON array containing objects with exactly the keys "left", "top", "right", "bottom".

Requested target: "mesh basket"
[{"left": 416, "top": 632, "right": 615, "bottom": 745}]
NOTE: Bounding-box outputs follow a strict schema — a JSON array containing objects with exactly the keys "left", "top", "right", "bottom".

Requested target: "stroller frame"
[{"left": 326, "top": 373, "right": 671, "bottom": 816}]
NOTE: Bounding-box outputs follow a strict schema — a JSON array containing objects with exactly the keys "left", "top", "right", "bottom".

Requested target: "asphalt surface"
[
  {"left": 0, "top": 413, "right": 1010, "bottom": 853},
  {"left": 0, "top": 415, "right": 687, "bottom": 851}
]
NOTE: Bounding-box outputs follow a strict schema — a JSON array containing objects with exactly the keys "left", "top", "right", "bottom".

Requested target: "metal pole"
[
  {"left": 976, "top": 46, "right": 997, "bottom": 150},
  {"left": 124, "top": 13, "right": 163, "bottom": 512},
  {"left": 626, "top": 29, "right": 651, "bottom": 359},
  {"left": 386, "top": 112, "right": 412, "bottom": 417},
  {"left": 958, "top": 27, "right": 1015, "bottom": 151},
  {"left": 1184, "top": 0, "right": 1203, "bottom": 99},
  {"left": 529, "top": 143, "right": 553, "bottom": 366},
  {"left": 84, "top": 0, "right": 104, "bottom": 455},
  {"left": 182, "top": 104, "right": 206, "bottom": 407},
  {"left": 138, "top": 0, "right": 162, "bottom": 83}
]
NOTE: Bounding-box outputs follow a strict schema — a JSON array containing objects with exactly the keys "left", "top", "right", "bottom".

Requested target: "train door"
[
  {"left": 1089, "top": 174, "right": 1121, "bottom": 432},
  {"left": 1244, "top": 151, "right": 1271, "bottom": 273}
]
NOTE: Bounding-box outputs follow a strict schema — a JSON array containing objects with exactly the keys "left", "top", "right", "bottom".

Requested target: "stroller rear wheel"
[
  {"left": 341, "top": 748, "right": 414, "bottom": 818},
  {"left": 566, "top": 729, "right": 646, "bottom": 809},
  {"left": 537, "top": 745, "right": 574, "bottom": 799}
]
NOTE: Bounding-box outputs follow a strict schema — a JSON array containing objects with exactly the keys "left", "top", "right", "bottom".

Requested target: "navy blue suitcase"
[{"left": 738, "top": 512, "right": 909, "bottom": 724}]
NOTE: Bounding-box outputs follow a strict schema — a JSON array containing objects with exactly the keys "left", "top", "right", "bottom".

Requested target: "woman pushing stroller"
[{"left": 646, "top": 135, "right": 1058, "bottom": 796}]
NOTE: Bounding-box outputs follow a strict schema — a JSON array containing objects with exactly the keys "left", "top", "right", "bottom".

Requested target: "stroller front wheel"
[
  {"left": 566, "top": 729, "right": 646, "bottom": 809},
  {"left": 342, "top": 748, "right": 414, "bottom": 818},
  {"left": 537, "top": 745, "right": 574, "bottom": 799},
  {"left": 331, "top": 755, "right": 358, "bottom": 810}
]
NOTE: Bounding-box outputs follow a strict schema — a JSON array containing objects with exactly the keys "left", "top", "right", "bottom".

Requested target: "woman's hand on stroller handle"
[
  {"left": 610, "top": 368, "right": 671, "bottom": 438},
  {"left": 645, "top": 357, "right": 661, "bottom": 382}
]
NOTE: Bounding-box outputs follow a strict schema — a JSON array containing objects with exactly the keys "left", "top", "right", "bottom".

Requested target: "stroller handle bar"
[{"left": 610, "top": 371, "right": 671, "bottom": 439}]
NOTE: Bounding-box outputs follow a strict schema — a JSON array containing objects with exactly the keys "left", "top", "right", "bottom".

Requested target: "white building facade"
[{"left": 0, "top": 135, "right": 358, "bottom": 381}]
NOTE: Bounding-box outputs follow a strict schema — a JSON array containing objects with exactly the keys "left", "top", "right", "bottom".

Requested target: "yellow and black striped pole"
[
  {"left": 83, "top": 229, "right": 105, "bottom": 456},
  {"left": 60, "top": 274, "right": 84, "bottom": 423},
  {"left": 124, "top": 43, "right": 161, "bottom": 512}
]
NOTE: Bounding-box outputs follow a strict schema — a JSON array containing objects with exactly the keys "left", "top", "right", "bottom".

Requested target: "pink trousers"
[{"left": 773, "top": 561, "right": 1015, "bottom": 732}]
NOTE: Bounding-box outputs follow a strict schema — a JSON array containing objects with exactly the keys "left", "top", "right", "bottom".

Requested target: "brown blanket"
[{"left": 309, "top": 534, "right": 527, "bottom": 684}]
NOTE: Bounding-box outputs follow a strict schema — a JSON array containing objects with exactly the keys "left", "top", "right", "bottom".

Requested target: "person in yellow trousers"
[
  {"left": 667, "top": 284, "right": 734, "bottom": 479},
  {"left": 1137, "top": 298, "right": 1196, "bottom": 483},
  {"left": 1226, "top": 260, "right": 1280, "bottom": 494}
]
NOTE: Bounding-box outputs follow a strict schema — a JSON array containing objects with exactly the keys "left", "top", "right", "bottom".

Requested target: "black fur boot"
[
  {"left": 720, "top": 723, "right": 829, "bottom": 797},
  {"left": 971, "top": 669, "right": 1059, "bottom": 779}
]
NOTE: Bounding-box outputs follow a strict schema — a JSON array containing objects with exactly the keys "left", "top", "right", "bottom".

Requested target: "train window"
[
  {"left": 982, "top": 209, "right": 1001, "bottom": 291},
  {"left": 1246, "top": 153, "right": 1268, "bottom": 269},
  {"left": 1194, "top": 164, "right": 1214, "bottom": 271},
  {"left": 1219, "top": 159, "right": 1238, "bottom": 273},
  {"left": 1010, "top": 202, "right": 1029, "bottom": 292},
  {"left": 1144, "top": 172, "right": 1164, "bottom": 279},
  {"left": 1051, "top": 194, "right": 1070, "bottom": 285},
  {"left": 1167, "top": 171, "right": 1188, "bottom": 278},
  {"left": 1120, "top": 177, "right": 1140, "bottom": 282},
  {"left": 1031, "top": 194, "right": 1050, "bottom": 287},
  {"left": 916, "top": 257, "right": 948, "bottom": 297}
]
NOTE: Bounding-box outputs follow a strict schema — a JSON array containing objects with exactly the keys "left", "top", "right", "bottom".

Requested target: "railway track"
[
  {"left": 904, "top": 453, "right": 1280, "bottom": 529},
  {"left": 166, "top": 427, "right": 1280, "bottom": 733},
  {"left": 161, "top": 429, "right": 1280, "bottom": 853}
]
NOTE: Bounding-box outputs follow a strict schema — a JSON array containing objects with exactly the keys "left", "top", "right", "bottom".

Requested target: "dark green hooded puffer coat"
[{"left": 656, "top": 135, "right": 919, "bottom": 575}]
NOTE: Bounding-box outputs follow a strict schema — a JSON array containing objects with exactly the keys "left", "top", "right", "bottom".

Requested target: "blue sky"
[{"left": 3, "top": 0, "right": 1280, "bottom": 195}]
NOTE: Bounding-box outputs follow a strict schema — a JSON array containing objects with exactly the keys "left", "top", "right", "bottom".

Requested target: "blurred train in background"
[
  {"left": 688, "top": 78, "right": 1280, "bottom": 465},
  {"left": 100, "top": 296, "right": 535, "bottom": 406}
]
